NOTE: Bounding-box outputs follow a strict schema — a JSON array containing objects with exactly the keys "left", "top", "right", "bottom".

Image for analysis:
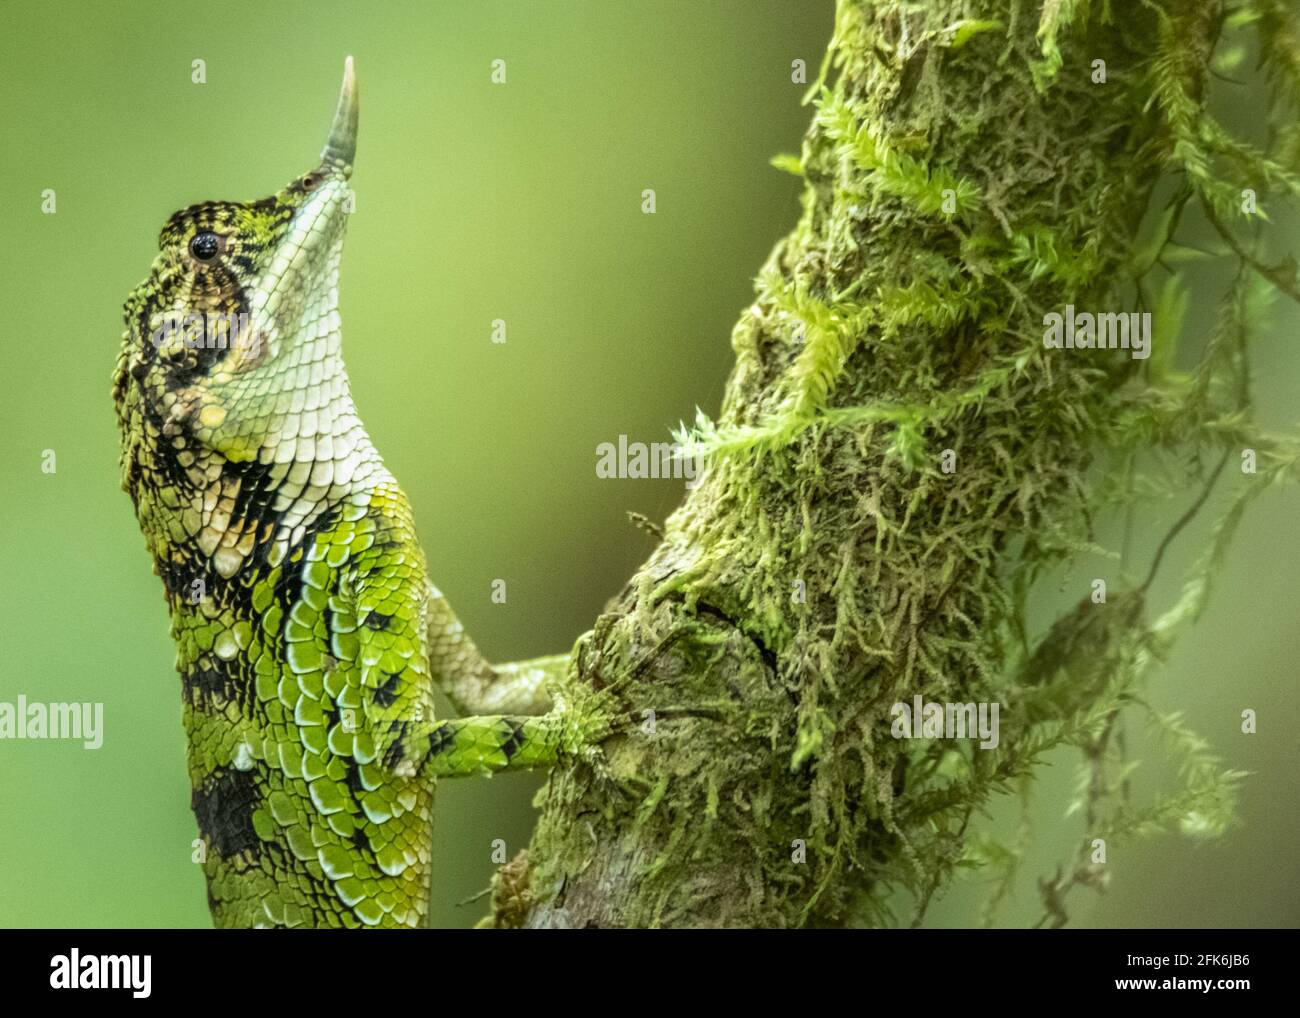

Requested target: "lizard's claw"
[{"left": 551, "top": 683, "right": 639, "bottom": 797}]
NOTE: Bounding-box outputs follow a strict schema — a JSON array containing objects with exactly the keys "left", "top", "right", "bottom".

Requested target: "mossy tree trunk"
[{"left": 498, "top": 0, "right": 1239, "bottom": 928}]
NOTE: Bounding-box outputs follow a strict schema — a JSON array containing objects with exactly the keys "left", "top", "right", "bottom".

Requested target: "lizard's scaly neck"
[{"left": 113, "top": 326, "right": 389, "bottom": 599}]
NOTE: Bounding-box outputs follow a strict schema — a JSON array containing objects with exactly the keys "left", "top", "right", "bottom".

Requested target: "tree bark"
[{"left": 498, "top": 0, "right": 1227, "bottom": 928}]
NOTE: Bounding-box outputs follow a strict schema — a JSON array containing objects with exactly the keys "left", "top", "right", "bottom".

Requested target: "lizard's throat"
[{"left": 125, "top": 387, "right": 384, "bottom": 586}]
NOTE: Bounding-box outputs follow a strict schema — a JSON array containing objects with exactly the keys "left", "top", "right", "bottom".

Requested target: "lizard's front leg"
[{"left": 423, "top": 583, "right": 564, "bottom": 717}]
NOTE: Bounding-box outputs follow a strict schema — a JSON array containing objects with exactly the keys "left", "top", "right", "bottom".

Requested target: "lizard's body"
[{"left": 112, "top": 59, "right": 598, "bottom": 928}]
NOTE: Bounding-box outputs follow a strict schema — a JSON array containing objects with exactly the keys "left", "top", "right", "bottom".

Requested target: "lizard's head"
[{"left": 115, "top": 58, "right": 359, "bottom": 467}]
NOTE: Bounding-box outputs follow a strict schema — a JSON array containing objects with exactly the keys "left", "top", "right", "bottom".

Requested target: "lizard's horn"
[{"left": 320, "top": 55, "right": 358, "bottom": 176}]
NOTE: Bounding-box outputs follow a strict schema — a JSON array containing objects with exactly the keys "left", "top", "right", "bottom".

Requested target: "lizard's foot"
[{"left": 549, "top": 678, "right": 639, "bottom": 793}]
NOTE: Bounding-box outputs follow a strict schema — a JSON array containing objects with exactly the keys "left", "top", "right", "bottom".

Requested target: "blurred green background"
[{"left": 0, "top": 1, "right": 1295, "bottom": 928}]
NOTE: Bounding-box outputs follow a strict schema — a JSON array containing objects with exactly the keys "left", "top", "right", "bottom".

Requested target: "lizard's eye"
[{"left": 189, "top": 231, "right": 221, "bottom": 263}]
